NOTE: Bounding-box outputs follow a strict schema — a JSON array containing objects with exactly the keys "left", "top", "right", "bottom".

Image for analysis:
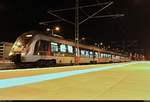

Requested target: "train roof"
[{"left": 21, "top": 31, "right": 128, "bottom": 56}]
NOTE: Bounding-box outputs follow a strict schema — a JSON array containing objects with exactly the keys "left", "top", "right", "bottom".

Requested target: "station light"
[
  {"left": 55, "top": 27, "right": 60, "bottom": 31},
  {"left": 100, "top": 42, "right": 103, "bottom": 46},
  {"left": 46, "top": 28, "right": 50, "bottom": 32},
  {"left": 46, "top": 26, "right": 60, "bottom": 35},
  {"left": 81, "top": 37, "right": 85, "bottom": 40}
]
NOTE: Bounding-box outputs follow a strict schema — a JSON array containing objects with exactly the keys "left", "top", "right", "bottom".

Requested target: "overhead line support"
[
  {"left": 48, "top": 12, "right": 75, "bottom": 25},
  {"left": 79, "top": 1, "right": 114, "bottom": 25},
  {"left": 49, "top": 2, "right": 111, "bottom": 13}
]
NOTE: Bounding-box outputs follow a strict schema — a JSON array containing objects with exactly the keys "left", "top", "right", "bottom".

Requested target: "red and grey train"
[{"left": 9, "top": 31, "right": 130, "bottom": 67}]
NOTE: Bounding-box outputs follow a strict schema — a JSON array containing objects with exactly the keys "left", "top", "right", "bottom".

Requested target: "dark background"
[{"left": 0, "top": 0, "right": 150, "bottom": 59}]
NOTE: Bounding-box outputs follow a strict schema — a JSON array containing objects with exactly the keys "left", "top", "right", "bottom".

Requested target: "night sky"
[{"left": 0, "top": 0, "right": 150, "bottom": 59}]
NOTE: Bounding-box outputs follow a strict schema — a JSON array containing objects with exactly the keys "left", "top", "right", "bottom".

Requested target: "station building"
[{"left": 0, "top": 42, "right": 13, "bottom": 60}]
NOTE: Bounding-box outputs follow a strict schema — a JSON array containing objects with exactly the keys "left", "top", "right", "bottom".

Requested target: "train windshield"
[{"left": 10, "top": 32, "right": 35, "bottom": 55}]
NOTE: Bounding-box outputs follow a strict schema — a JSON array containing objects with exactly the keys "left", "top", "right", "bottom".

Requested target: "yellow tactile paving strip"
[{"left": 0, "top": 62, "right": 150, "bottom": 100}]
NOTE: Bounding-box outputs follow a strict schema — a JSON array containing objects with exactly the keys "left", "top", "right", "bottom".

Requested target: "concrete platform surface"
[{"left": 0, "top": 61, "right": 150, "bottom": 100}]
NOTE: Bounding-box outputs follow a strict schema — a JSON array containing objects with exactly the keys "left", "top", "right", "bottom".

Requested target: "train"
[{"left": 9, "top": 31, "right": 131, "bottom": 67}]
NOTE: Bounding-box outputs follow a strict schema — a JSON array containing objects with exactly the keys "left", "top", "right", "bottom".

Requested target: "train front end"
[{"left": 9, "top": 32, "right": 34, "bottom": 64}]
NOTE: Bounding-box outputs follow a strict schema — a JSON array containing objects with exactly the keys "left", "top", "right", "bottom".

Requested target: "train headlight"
[
  {"left": 21, "top": 52, "right": 26, "bottom": 56},
  {"left": 17, "top": 42, "right": 22, "bottom": 46},
  {"left": 9, "top": 52, "right": 14, "bottom": 56}
]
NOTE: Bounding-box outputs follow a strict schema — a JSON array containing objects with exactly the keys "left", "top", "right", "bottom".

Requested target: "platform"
[{"left": 0, "top": 61, "right": 150, "bottom": 100}]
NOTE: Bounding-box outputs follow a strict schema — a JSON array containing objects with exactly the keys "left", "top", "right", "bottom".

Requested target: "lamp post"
[
  {"left": 94, "top": 42, "right": 104, "bottom": 49},
  {"left": 46, "top": 26, "right": 60, "bottom": 35}
]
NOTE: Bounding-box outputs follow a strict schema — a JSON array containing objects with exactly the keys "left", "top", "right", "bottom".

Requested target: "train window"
[
  {"left": 40, "top": 40, "right": 49, "bottom": 51},
  {"left": 95, "top": 52, "right": 98, "bottom": 58},
  {"left": 68, "top": 45, "right": 73, "bottom": 53},
  {"left": 34, "top": 40, "right": 49, "bottom": 55},
  {"left": 103, "top": 53, "right": 105, "bottom": 58},
  {"left": 104, "top": 53, "right": 107, "bottom": 58},
  {"left": 100, "top": 53, "right": 102, "bottom": 58},
  {"left": 85, "top": 50, "right": 89, "bottom": 57},
  {"left": 98, "top": 53, "right": 101, "bottom": 58},
  {"left": 101, "top": 53, "right": 104, "bottom": 58},
  {"left": 105, "top": 54, "right": 107, "bottom": 58},
  {"left": 90, "top": 51, "right": 93, "bottom": 58},
  {"left": 109, "top": 54, "right": 111, "bottom": 58},
  {"left": 60, "top": 44, "right": 66, "bottom": 52},
  {"left": 81, "top": 50, "right": 85, "bottom": 56},
  {"left": 107, "top": 54, "right": 109, "bottom": 58},
  {"left": 51, "top": 42, "right": 58, "bottom": 52},
  {"left": 34, "top": 40, "right": 40, "bottom": 55}
]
